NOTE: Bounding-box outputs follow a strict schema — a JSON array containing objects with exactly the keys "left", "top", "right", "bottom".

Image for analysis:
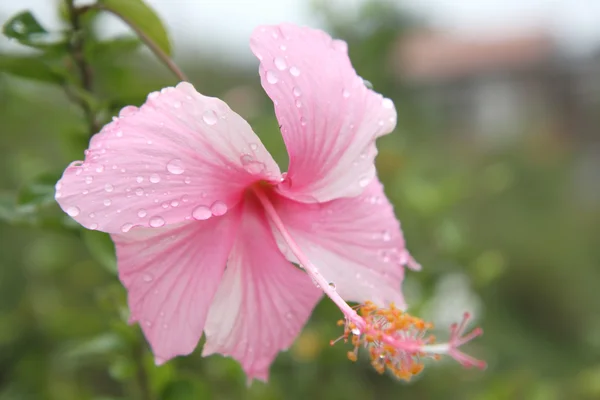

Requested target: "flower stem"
[
  {"left": 96, "top": 4, "right": 189, "bottom": 82},
  {"left": 65, "top": 0, "right": 99, "bottom": 137}
]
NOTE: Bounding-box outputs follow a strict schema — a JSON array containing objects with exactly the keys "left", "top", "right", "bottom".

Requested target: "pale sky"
[{"left": 1, "top": 0, "right": 600, "bottom": 60}]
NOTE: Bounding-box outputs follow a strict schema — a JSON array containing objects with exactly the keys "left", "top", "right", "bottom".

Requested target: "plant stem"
[
  {"left": 96, "top": 4, "right": 189, "bottom": 82},
  {"left": 65, "top": 0, "right": 99, "bottom": 137}
]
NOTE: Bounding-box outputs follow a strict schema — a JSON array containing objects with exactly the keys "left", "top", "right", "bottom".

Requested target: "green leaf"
[
  {"left": 0, "top": 54, "right": 62, "bottom": 83},
  {"left": 17, "top": 172, "right": 61, "bottom": 208},
  {"left": 99, "top": 0, "right": 172, "bottom": 56},
  {"left": 62, "top": 332, "right": 125, "bottom": 364},
  {"left": 82, "top": 230, "right": 117, "bottom": 274},
  {"left": 2, "top": 11, "right": 67, "bottom": 51},
  {"left": 85, "top": 36, "right": 142, "bottom": 63}
]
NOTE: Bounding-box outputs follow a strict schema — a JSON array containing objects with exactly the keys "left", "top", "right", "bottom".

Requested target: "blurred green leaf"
[
  {"left": 82, "top": 230, "right": 117, "bottom": 274},
  {"left": 0, "top": 54, "right": 62, "bottom": 83},
  {"left": 2, "top": 11, "right": 67, "bottom": 51},
  {"left": 99, "top": 0, "right": 172, "bottom": 56},
  {"left": 17, "top": 172, "right": 60, "bottom": 207},
  {"left": 62, "top": 332, "right": 125, "bottom": 364},
  {"left": 160, "top": 380, "right": 211, "bottom": 400},
  {"left": 85, "top": 36, "right": 142, "bottom": 63},
  {"left": 109, "top": 356, "right": 136, "bottom": 381}
]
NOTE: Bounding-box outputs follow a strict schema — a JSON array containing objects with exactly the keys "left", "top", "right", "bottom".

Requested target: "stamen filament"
[{"left": 253, "top": 186, "right": 485, "bottom": 379}]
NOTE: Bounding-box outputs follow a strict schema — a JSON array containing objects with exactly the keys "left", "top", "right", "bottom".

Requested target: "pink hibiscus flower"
[{"left": 55, "top": 23, "right": 483, "bottom": 382}]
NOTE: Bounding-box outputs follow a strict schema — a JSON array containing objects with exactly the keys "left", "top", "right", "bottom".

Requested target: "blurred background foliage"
[{"left": 0, "top": 0, "right": 599, "bottom": 399}]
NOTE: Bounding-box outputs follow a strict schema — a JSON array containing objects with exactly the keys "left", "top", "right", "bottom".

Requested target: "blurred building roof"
[{"left": 394, "top": 29, "right": 556, "bottom": 82}]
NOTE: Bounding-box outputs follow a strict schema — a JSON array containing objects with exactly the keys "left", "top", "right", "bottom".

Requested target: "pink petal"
[
  {"left": 271, "top": 179, "right": 417, "bottom": 308},
  {"left": 56, "top": 82, "right": 280, "bottom": 233},
  {"left": 202, "top": 197, "right": 321, "bottom": 382},
  {"left": 113, "top": 210, "right": 240, "bottom": 364},
  {"left": 251, "top": 24, "right": 397, "bottom": 202}
]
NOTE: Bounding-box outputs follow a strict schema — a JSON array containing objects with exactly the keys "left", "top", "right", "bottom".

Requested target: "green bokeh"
[{"left": 1, "top": 1, "right": 599, "bottom": 399}]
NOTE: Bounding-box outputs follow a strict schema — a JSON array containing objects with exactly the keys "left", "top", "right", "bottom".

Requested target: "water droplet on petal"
[
  {"left": 382, "top": 98, "right": 394, "bottom": 109},
  {"left": 250, "top": 143, "right": 258, "bottom": 151},
  {"left": 138, "top": 209, "right": 147, "bottom": 218},
  {"left": 202, "top": 110, "right": 218, "bottom": 125},
  {"left": 89, "top": 223, "right": 98, "bottom": 230},
  {"left": 136, "top": 176, "right": 144, "bottom": 183},
  {"left": 104, "top": 183, "right": 114, "bottom": 192},
  {"left": 166, "top": 159, "right": 185, "bottom": 174},
  {"left": 274, "top": 57, "right": 287, "bottom": 70},
  {"left": 96, "top": 165, "right": 104, "bottom": 173},
  {"left": 328, "top": 282, "right": 336, "bottom": 289},
  {"left": 358, "top": 176, "right": 370, "bottom": 187},
  {"left": 342, "top": 89, "right": 351, "bottom": 98},
  {"left": 295, "top": 99, "right": 302, "bottom": 108},
  {"left": 266, "top": 70, "right": 279, "bottom": 84},
  {"left": 66, "top": 206, "right": 80, "bottom": 217},
  {"left": 192, "top": 205, "right": 212, "bottom": 220},
  {"left": 135, "top": 188, "right": 144, "bottom": 196},
  {"left": 382, "top": 230, "right": 392, "bottom": 242},
  {"left": 104, "top": 199, "right": 112, "bottom": 206},
  {"left": 121, "top": 223, "right": 133, "bottom": 233},
  {"left": 300, "top": 117, "right": 307, "bottom": 126},
  {"left": 170, "top": 200, "right": 179, "bottom": 207},
  {"left": 292, "top": 86, "right": 302, "bottom": 97},
  {"left": 184, "top": 177, "right": 191, "bottom": 184},
  {"left": 115, "top": 130, "right": 123, "bottom": 138},
  {"left": 149, "top": 216, "right": 165, "bottom": 227},
  {"left": 210, "top": 201, "right": 228, "bottom": 216},
  {"left": 149, "top": 174, "right": 161, "bottom": 183},
  {"left": 289, "top": 66, "right": 301, "bottom": 77}
]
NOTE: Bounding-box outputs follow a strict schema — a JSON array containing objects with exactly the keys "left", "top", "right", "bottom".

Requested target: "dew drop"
[
  {"left": 96, "top": 165, "right": 104, "bottom": 173},
  {"left": 184, "top": 177, "right": 192, "bottom": 184},
  {"left": 137, "top": 209, "right": 147, "bottom": 218},
  {"left": 382, "top": 230, "right": 392, "bottom": 242},
  {"left": 249, "top": 143, "right": 258, "bottom": 151},
  {"left": 328, "top": 282, "right": 336, "bottom": 289},
  {"left": 121, "top": 223, "right": 133, "bottom": 233},
  {"left": 166, "top": 158, "right": 185, "bottom": 174},
  {"left": 358, "top": 176, "right": 370, "bottom": 187},
  {"left": 382, "top": 98, "right": 394, "bottom": 109},
  {"left": 300, "top": 117, "right": 307, "bottom": 126},
  {"left": 85, "top": 176, "right": 93, "bottom": 184},
  {"left": 342, "top": 89, "right": 351, "bottom": 98},
  {"left": 170, "top": 200, "right": 179, "bottom": 207},
  {"left": 202, "top": 110, "right": 218, "bottom": 125},
  {"left": 104, "top": 183, "right": 114, "bottom": 192},
  {"left": 89, "top": 223, "right": 98, "bottom": 230},
  {"left": 210, "top": 201, "right": 228, "bottom": 216},
  {"left": 135, "top": 188, "right": 144, "bottom": 196},
  {"left": 274, "top": 57, "right": 287, "bottom": 70},
  {"left": 295, "top": 99, "right": 302, "bottom": 108},
  {"left": 192, "top": 205, "right": 212, "bottom": 220},
  {"left": 289, "top": 66, "right": 301, "bottom": 77},
  {"left": 266, "top": 70, "right": 279, "bottom": 84},
  {"left": 66, "top": 206, "right": 80, "bottom": 217},
  {"left": 149, "top": 216, "right": 165, "bottom": 227},
  {"left": 292, "top": 86, "right": 302, "bottom": 97},
  {"left": 89, "top": 213, "right": 95, "bottom": 218},
  {"left": 149, "top": 174, "right": 161, "bottom": 183}
]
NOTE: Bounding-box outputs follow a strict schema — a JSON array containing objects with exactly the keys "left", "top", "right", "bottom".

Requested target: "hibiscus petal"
[
  {"left": 56, "top": 82, "right": 280, "bottom": 233},
  {"left": 113, "top": 211, "right": 240, "bottom": 364},
  {"left": 271, "top": 179, "right": 418, "bottom": 308},
  {"left": 202, "top": 197, "right": 321, "bottom": 382},
  {"left": 250, "top": 24, "right": 396, "bottom": 202}
]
